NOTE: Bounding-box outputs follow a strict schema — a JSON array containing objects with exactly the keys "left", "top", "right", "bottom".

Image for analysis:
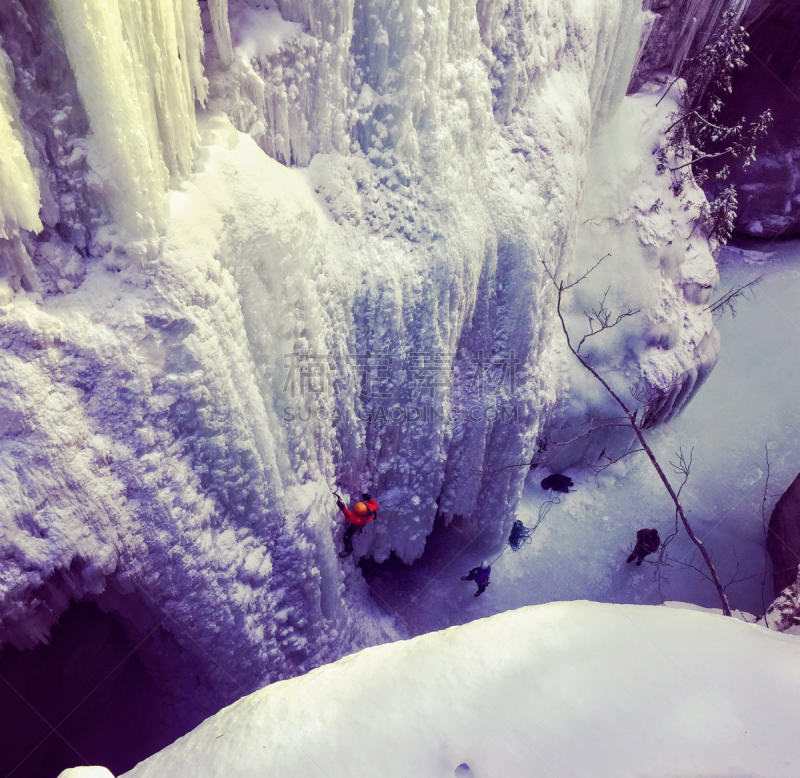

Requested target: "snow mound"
[{"left": 123, "top": 602, "right": 800, "bottom": 778}]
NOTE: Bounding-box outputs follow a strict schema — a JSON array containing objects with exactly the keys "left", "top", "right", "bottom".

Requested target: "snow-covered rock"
[
  {"left": 767, "top": 471, "right": 800, "bottom": 592},
  {"left": 122, "top": 601, "right": 800, "bottom": 778},
  {"left": 632, "top": 0, "right": 800, "bottom": 239},
  {"left": 717, "top": 0, "right": 800, "bottom": 238},
  {"left": 58, "top": 769, "right": 114, "bottom": 778},
  {"left": 766, "top": 565, "right": 800, "bottom": 634}
]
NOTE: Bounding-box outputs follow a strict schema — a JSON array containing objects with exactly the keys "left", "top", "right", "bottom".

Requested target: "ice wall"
[
  {"left": 0, "top": 0, "right": 718, "bottom": 715},
  {"left": 0, "top": 44, "right": 42, "bottom": 292},
  {"left": 0, "top": 48, "right": 41, "bottom": 240},
  {"left": 197, "top": 0, "right": 648, "bottom": 565},
  {"left": 539, "top": 82, "right": 720, "bottom": 471}
]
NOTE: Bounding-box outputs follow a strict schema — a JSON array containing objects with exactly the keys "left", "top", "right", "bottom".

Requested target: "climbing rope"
[
  {"left": 485, "top": 493, "right": 562, "bottom": 567},
  {"left": 534, "top": 492, "right": 561, "bottom": 531},
  {"left": 508, "top": 519, "right": 535, "bottom": 551}
]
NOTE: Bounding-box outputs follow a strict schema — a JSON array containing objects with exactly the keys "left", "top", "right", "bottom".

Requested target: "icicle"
[
  {"left": 178, "top": 0, "right": 209, "bottom": 106},
  {"left": 0, "top": 45, "right": 42, "bottom": 241},
  {"left": 0, "top": 236, "right": 41, "bottom": 293},
  {"left": 49, "top": 0, "right": 206, "bottom": 248},
  {"left": 209, "top": 0, "right": 234, "bottom": 66}
]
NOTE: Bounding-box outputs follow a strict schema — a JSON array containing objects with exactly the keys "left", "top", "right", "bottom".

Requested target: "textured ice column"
[
  {"left": 0, "top": 46, "right": 41, "bottom": 239},
  {"left": 209, "top": 0, "right": 234, "bottom": 65},
  {"left": 0, "top": 44, "right": 42, "bottom": 292},
  {"left": 49, "top": 0, "right": 206, "bottom": 249},
  {"left": 216, "top": 0, "right": 650, "bottom": 563},
  {"left": 179, "top": 0, "right": 210, "bottom": 106}
]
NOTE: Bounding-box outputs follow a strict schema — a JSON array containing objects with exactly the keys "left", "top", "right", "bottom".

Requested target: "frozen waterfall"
[{"left": 0, "top": 2, "right": 721, "bottom": 768}]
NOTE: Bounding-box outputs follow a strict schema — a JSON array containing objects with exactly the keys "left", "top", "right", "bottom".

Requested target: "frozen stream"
[{"left": 363, "top": 239, "right": 800, "bottom": 635}]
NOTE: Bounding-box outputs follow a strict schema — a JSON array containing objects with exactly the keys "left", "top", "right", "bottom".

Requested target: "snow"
[
  {"left": 122, "top": 602, "right": 800, "bottom": 778},
  {"left": 0, "top": 113, "right": 392, "bottom": 693},
  {"left": 231, "top": 6, "right": 301, "bottom": 60},
  {"left": 1, "top": 4, "right": 799, "bottom": 777},
  {"left": 561, "top": 80, "right": 719, "bottom": 437}
]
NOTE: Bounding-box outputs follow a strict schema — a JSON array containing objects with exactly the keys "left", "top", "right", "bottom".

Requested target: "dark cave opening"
[
  {"left": 0, "top": 600, "right": 199, "bottom": 778},
  {"left": 358, "top": 512, "right": 502, "bottom": 622}
]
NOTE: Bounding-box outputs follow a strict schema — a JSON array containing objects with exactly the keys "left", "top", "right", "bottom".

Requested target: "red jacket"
[{"left": 341, "top": 498, "right": 378, "bottom": 527}]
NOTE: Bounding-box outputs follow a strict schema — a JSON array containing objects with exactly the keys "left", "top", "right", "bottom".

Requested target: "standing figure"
[
  {"left": 462, "top": 560, "right": 491, "bottom": 597},
  {"left": 336, "top": 493, "right": 378, "bottom": 558},
  {"left": 626, "top": 528, "right": 661, "bottom": 566}
]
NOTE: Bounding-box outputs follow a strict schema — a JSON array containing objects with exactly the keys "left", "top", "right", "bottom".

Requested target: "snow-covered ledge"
[{"left": 121, "top": 602, "right": 800, "bottom": 777}]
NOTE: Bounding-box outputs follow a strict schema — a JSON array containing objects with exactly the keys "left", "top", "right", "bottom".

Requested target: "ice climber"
[
  {"left": 541, "top": 473, "right": 574, "bottom": 493},
  {"left": 337, "top": 493, "right": 378, "bottom": 558},
  {"left": 626, "top": 528, "right": 661, "bottom": 566},
  {"left": 462, "top": 561, "right": 491, "bottom": 597}
]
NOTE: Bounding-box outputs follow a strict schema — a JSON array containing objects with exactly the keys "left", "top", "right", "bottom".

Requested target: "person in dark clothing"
[
  {"left": 626, "top": 528, "right": 661, "bottom": 565},
  {"left": 462, "top": 560, "right": 491, "bottom": 596},
  {"left": 336, "top": 493, "right": 378, "bottom": 558},
  {"left": 541, "top": 473, "right": 574, "bottom": 494}
]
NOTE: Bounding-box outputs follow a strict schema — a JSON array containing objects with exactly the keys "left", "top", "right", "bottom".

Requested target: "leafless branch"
[
  {"left": 669, "top": 148, "right": 736, "bottom": 171},
  {"left": 556, "top": 253, "right": 612, "bottom": 291},
  {"left": 472, "top": 419, "right": 631, "bottom": 477},
  {"left": 656, "top": 76, "right": 681, "bottom": 106},
  {"left": 671, "top": 447, "right": 694, "bottom": 503},
  {"left": 677, "top": 548, "right": 759, "bottom": 595},
  {"left": 665, "top": 109, "right": 732, "bottom": 135},
  {"left": 542, "top": 258, "right": 732, "bottom": 615},
  {"left": 760, "top": 446, "right": 772, "bottom": 619},
  {"left": 704, "top": 276, "right": 763, "bottom": 318},
  {"left": 576, "top": 287, "right": 640, "bottom": 354},
  {"left": 591, "top": 445, "right": 645, "bottom": 474}
]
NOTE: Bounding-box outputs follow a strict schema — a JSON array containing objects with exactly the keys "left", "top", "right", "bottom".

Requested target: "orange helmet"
[{"left": 354, "top": 501, "right": 372, "bottom": 517}]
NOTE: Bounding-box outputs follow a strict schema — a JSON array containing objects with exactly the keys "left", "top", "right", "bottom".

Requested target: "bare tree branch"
[
  {"left": 656, "top": 75, "right": 681, "bottom": 107},
  {"left": 576, "top": 286, "right": 640, "bottom": 354},
  {"left": 472, "top": 419, "right": 631, "bottom": 477},
  {"left": 760, "top": 446, "right": 772, "bottom": 619},
  {"left": 704, "top": 276, "right": 763, "bottom": 317},
  {"left": 554, "top": 253, "right": 612, "bottom": 291},
  {"left": 591, "top": 445, "right": 645, "bottom": 475},
  {"left": 543, "top": 259, "right": 732, "bottom": 615},
  {"left": 676, "top": 548, "right": 759, "bottom": 595}
]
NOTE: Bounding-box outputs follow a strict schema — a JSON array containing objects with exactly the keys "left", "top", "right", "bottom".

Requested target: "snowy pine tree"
[{"left": 657, "top": 9, "right": 771, "bottom": 243}]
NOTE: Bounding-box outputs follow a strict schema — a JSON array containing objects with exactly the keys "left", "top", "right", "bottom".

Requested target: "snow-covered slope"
[{"left": 120, "top": 601, "right": 800, "bottom": 778}]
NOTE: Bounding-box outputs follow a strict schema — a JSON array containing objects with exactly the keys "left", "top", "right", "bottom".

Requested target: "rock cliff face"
[
  {"left": 767, "top": 471, "right": 800, "bottom": 593},
  {"left": 722, "top": 1, "right": 800, "bottom": 237},
  {"left": 632, "top": 0, "right": 800, "bottom": 237},
  {"left": 766, "top": 566, "right": 800, "bottom": 634},
  {"left": 630, "top": 0, "right": 736, "bottom": 93}
]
